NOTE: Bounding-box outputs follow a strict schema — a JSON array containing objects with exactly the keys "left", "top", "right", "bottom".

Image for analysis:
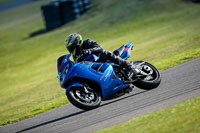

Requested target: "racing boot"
[
  {"left": 118, "top": 58, "right": 140, "bottom": 80},
  {"left": 127, "top": 62, "right": 140, "bottom": 80}
]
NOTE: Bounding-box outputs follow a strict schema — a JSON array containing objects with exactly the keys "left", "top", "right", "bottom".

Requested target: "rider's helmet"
[{"left": 65, "top": 33, "right": 83, "bottom": 55}]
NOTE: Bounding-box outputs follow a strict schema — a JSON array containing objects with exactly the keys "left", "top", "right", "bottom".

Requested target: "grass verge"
[
  {"left": 0, "top": 0, "right": 16, "bottom": 5},
  {"left": 95, "top": 96, "right": 200, "bottom": 133}
]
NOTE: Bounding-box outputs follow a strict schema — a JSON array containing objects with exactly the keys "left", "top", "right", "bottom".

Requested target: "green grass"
[
  {"left": 0, "top": 0, "right": 200, "bottom": 126},
  {"left": 0, "top": 0, "right": 16, "bottom": 5},
  {"left": 95, "top": 96, "right": 200, "bottom": 133}
]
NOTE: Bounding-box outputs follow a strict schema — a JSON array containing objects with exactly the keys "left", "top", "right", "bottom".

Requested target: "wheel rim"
[
  {"left": 73, "top": 86, "right": 99, "bottom": 104},
  {"left": 139, "top": 65, "right": 156, "bottom": 81}
]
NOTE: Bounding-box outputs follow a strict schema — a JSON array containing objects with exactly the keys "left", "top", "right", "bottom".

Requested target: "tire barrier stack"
[
  {"left": 190, "top": 0, "right": 200, "bottom": 3},
  {"left": 41, "top": 0, "right": 92, "bottom": 31},
  {"left": 185, "top": 0, "right": 200, "bottom": 3}
]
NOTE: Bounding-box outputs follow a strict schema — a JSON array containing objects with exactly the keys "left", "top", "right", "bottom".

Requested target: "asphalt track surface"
[{"left": 1, "top": 57, "right": 200, "bottom": 133}]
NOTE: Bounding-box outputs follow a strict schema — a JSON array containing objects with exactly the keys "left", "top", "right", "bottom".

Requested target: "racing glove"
[{"left": 82, "top": 49, "right": 92, "bottom": 55}]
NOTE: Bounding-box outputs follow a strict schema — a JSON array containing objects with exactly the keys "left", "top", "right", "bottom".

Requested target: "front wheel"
[
  {"left": 67, "top": 84, "right": 101, "bottom": 110},
  {"left": 132, "top": 61, "right": 161, "bottom": 90}
]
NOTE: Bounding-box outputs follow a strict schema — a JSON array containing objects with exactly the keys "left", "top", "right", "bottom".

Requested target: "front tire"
[
  {"left": 67, "top": 84, "right": 101, "bottom": 110},
  {"left": 132, "top": 61, "right": 161, "bottom": 90}
]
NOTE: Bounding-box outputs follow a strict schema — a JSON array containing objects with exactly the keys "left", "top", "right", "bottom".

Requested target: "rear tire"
[
  {"left": 67, "top": 84, "right": 101, "bottom": 110},
  {"left": 132, "top": 61, "right": 161, "bottom": 90}
]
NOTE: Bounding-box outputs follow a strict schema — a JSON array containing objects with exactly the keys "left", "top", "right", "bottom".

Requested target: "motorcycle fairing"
[
  {"left": 61, "top": 56, "right": 129, "bottom": 99},
  {"left": 64, "top": 63, "right": 127, "bottom": 99}
]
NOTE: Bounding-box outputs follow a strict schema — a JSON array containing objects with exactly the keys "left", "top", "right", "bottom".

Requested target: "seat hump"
[{"left": 113, "top": 45, "right": 125, "bottom": 56}]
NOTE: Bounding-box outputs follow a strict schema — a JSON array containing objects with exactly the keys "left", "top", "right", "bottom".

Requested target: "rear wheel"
[
  {"left": 67, "top": 84, "right": 101, "bottom": 110},
  {"left": 132, "top": 61, "right": 161, "bottom": 90}
]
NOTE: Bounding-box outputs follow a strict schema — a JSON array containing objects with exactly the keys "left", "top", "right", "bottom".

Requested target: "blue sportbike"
[{"left": 57, "top": 42, "right": 161, "bottom": 110}]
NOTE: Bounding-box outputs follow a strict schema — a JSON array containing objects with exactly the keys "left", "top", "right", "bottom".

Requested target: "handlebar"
[{"left": 75, "top": 54, "right": 84, "bottom": 63}]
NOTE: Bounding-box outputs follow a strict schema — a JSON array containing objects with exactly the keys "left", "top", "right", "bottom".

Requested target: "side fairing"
[{"left": 63, "top": 63, "right": 124, "bottom": 100}]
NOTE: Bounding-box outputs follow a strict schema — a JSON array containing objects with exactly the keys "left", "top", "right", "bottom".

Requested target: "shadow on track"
[
  {"left": 101, "top": 90, "right": 147, "bottom": 107},
  {"left": 16, "top": 110, "right": 87, "bottom": 133},
  {"left": 17, "top": 90, "right": 147, "bottom": 133}
]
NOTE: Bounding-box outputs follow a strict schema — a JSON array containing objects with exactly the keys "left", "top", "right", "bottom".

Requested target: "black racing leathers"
[{"left": 74, "top": 39, "right": 131, "bottom": 68}]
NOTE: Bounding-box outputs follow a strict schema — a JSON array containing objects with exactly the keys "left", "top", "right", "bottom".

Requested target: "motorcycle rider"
[{"left": 63, "top": 33, "right": 139, "bottom": 80}]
